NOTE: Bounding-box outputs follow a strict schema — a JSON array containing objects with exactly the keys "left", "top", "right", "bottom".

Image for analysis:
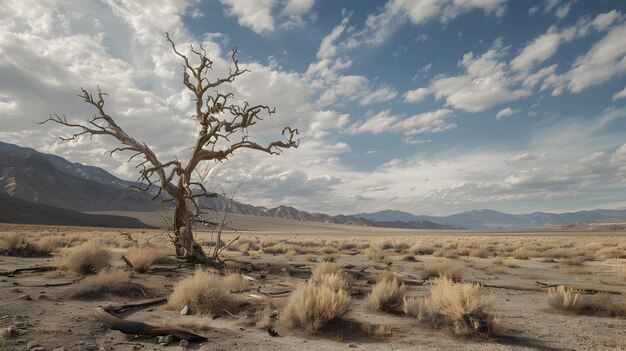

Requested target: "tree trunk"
[{"left": 172, "top": 200, "right": 220, "bottom": 266}]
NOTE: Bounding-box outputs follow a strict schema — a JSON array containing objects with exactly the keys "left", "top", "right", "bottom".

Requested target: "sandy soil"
[{"left": 0, "top": 221, "right": 625, "bottom": 351}]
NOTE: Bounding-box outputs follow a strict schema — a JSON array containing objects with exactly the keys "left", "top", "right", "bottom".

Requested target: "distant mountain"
[
  {"left": 0, "top": 193, "right": 152, "bottom": 228},
  {"left": 0, "top": 141, "right": 157, "bottom": 212},
  {"left": 371, "top": 220, "right": 462, "bottom": 230},
  {"left": 0, "top": 141, "right": 372, "bottom": 227},
  {"left": 353, "top": 209, "right": 420, "bottom": 222},
  {"left": 355, "top": 208, "right": 626, "bottom": 229}
]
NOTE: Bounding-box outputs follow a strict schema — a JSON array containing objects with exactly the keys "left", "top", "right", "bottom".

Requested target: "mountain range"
[
  {"left": 0, "top": 141, "right": 381, "bottom": 227},
  {"left": 353, "top": 208, "right": 626, "bottom": 230},
  {"left": 2, "top": 140, "right": 624, "bottom": 230}
]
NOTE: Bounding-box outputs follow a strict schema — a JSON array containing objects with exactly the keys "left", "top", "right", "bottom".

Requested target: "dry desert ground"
[{"left": 0, "top": 213, "right": 625, "bottom": 351}]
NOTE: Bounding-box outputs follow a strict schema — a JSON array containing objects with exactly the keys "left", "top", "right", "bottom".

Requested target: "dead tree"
[{"left": 41, "top": 33, "right": 299, "bottom": 265}]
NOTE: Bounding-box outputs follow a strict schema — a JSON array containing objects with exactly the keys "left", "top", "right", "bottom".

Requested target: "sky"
[{"left": 1, "top": 0, "right": 626, "bottom": 216}]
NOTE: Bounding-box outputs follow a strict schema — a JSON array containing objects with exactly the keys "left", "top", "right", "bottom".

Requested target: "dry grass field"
[{"left": 0, "top": 214, "right": 625, "bottom": 350}]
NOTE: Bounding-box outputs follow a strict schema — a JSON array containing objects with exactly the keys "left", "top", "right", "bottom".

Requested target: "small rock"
[
  {"left": 76, "top": 341, "right": 84, "bottom": 345},
  {"left": 158, "top": 334, "right": 174, "bottom": 346},
  {"left": 38, "top": 294, "right": 49, "bottom": 300},
  {"left": 179, "top": 339, "right": 189, "bottom": 347},
  {"left": 14, "top": 321, "right": 25, "bottom": 328},
  {"left": 1, "top": 326, "right": 16, "bottom": 339},
  {"left": 180, "top": 305, "right": 190, "bottom": 315},
  {"left": 241, "top": 251, "right": 250, "bottom": 256},
  {"left": 348, "top": 344, "right": 358, "bottom": 348},
  {"left": 20, "top": 294, "right": 32, "bottom": 301},
  {"left": 11, "top": 288, "right": 22, "bottom": 293},
  {"left": 31, "top": 347, "right": 45, "bottom": 351},
  {"left": 125, "top": 334, "right": 136, "bottom": 341},
  {"left": 26, "top": 340, "right": 39, "bottom": 349}
]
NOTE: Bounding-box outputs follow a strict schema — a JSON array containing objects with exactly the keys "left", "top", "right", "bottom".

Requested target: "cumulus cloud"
[
  {"left": 220, "top": 0, "right": 276, "bottom": 34},
  {"left": 220, "top": 0, "right": 316, "bottom": 34},
  {"left": 403, "top": 87, "right": 431, "bottom": 103},
  {"left": 428, "top": 42, "right": 528, "bottom": 112}
]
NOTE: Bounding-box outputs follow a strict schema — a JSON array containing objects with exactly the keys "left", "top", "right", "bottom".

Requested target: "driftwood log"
[{"left": 94, "top": 308, "right": 207, "bottom": 341}]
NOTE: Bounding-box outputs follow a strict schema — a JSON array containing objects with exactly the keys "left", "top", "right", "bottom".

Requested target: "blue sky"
[{"left": 1, "top": 0, "right": 626, "bottom": 215}]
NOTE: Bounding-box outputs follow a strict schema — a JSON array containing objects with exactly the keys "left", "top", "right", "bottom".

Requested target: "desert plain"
[{"left": 0, "top": 212, "right": 624, "bottom": 351}]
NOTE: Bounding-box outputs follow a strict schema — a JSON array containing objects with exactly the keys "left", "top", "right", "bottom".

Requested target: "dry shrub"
[
  {"left": 0, "top": 233, "right": 49, "bottom": 256},
  {"left": 53, "top": 241, "right": 111, "bottom": 275},
  {"left": 66, "top": 269, "right": 144, "bottom": 298},
  {"left": 311, "top": 262, "right": 348, "bottom": 292},
  {"left": 365, "top": 246, "right": 390, "bottom": 264},
  {"left": 166, "top": 270, "right": 239, "bottom": 315},
  {"left": 423, "top": 260, "right": 463, "bottom": 281},
  {"left": 281, "top": 264, "right": 351, "bottom": 332},
  {"left": 411, "top": 242, "right": 435, "bottom": 255},
  {"left": 36, "top": 236, "right": 70, "bottom": 253},
  {"left": 311, "top": 262, "right": 341, "bottom": 281},
  {"left": 223, "top": 273, "right": 249, "bottom": 292},
  {"left": 547, "top": 287, "right": 625, "bottom": 317},
  {"left": 411, "top": 277, "right": 500, "bottom": 337},
  {"left": 125, "top": 247, "right": 170, "bottom": 273},
  {"left": 368, "top": 271, "right": 407, "bottom": 312},
  {"left": 469, "top": 248, "right": 490, "bottom": 259},
  {"left": 547, "top": 286, "right": 583, "bottom": 311},
  {"left": 403, "top": 295, "right": 427, "bottom": 318}
]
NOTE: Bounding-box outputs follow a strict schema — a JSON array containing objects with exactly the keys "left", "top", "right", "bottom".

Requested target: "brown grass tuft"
[
  {"left": 66, "top": 269, "right": 144, "bottom": 299},
  {"left": 281, "top": 264, "right": 351, "bottom": 332},
  {"left": 125, "top": 247, "right": 170, "bottom": 273},
  {"left": 166, "top": 270, "right": 239, "bottom": 315},
  {"left": 423, "top": 260, "right": 463, "bottom": 280},
  {"left": 547, "top": 286, "right": 625, "bottom": 317},
  {"left": 368, "top": 271, "right": 406, "bottom": 312},
  {"left": 53, "top": 241, "right": 111, "bottom": 275},
  {"left": 223, "top": 273, "right": 250, "bottom": 292},
  {"left": 413, "top": 277, "right": 500, "bottom": 337}
]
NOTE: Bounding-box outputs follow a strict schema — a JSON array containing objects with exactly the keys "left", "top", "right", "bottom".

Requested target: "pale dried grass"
[
  {"left": 166, "top": 269, "right": 239, "bottom": 315},
  {"left": 423, "top": 260, "right": 463, "bottom": 280},
  {"left": 66, "top": 269, "right": 143, "bottom": 298},
  {"left": 53, "top": 241, "right": 111, "bottom": 275},
  {"left": 368, "top": 271, "right": 407, "bottom": 312},
  {"left": 280, "top": 263, "right": 351, "bottom": 332},
  {"left": 408, "top": 277, "right": 500, "bottom": 337},
  {"left": 223, "top": 273, "right": 250, "bottom": 292},
  {"left": 125, "top": 247, "right": 170, "bottom": 273}
]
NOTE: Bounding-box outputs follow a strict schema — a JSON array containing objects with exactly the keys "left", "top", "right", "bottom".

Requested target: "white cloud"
[
  {"left": 555, "top": 2, "right": 570, "bottom": 19},
  {"left": 220, "top": 0, "right": 276, "bottom": 34},
  {"left": 317, "top": 17, "right": 347, "bottom": 59},
  {"left": 429, "top": 43, "right": 528, "bottom": 112},
  {"left": 360, "top": 86, "right": 398, "bottom": 106},
  {"left": 348, "top": 109, "right": 454, "bottom": 135},
  {"left": 350, "top": 0, "right": 508, "bottom": 47},
  {"left": 566, "top": 23, "right": 626, "bottom": 93},
  {"left": 403, "top": 87, "right": 431, "bottom": 103},
  {"left": 510, "top": 27, "right": 562, "bottom": 71},
  {"left": 496, "top": 107, "right": 520, "bottom": 120},
  {"left": 613, "top": 86, "right": 626, "bottom": 101}
]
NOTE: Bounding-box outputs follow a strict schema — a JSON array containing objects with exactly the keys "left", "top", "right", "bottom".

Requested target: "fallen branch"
[
  {"left": 102, "top": 298, "right": 168, "bottom": 314},
  {"left": 473, "top": 281, "right": 624, "bottom": 295},
  {"left": 257, "top": 286, "right": 292, "bottom": 296},
  {"left": 94, "top": 308, "right": 207, "bottom": 341},
  {"left": 0, "top": 266, "right": 56, "bottom": 276},
  {"left": 121, "top": 255, "right": 134, "bottom": 269}
]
